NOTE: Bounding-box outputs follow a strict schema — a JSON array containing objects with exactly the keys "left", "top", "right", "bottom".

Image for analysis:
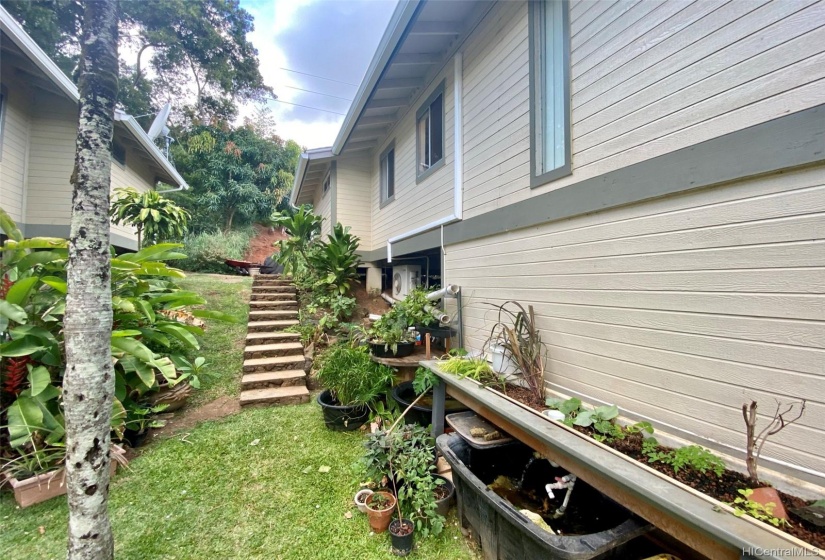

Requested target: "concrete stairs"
[{"left": 239, "top": 276, "right": 310, "bottom": 407}]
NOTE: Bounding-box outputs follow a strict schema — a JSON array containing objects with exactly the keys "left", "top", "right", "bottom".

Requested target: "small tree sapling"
[{"left": 742, "top": 399, "right": 806, "bottom": 484}]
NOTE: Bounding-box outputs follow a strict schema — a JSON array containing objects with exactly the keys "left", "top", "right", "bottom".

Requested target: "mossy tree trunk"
[{"left": 63, "top": 1, "right": 119, "bottom": 559}]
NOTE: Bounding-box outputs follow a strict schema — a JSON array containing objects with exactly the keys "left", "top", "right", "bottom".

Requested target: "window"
[
  {"left": 530, "top": 0, "right": 571, "bottom": 187},
  {"left": 112, "top": 140, "right": 126, "bottom": 167},
  {"left": 416, "top": 80, "right": 445, "bottom": 182},
  {"left": 380, "top": 143, "right": 395, "bottom": 206},
  {"left": 322, "top": 170, "right": 331, "bottom": 194}
]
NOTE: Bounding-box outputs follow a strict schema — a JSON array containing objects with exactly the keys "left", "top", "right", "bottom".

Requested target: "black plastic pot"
[
  {"left": 317, "top": 389, "right": 369, "bottom": 431},
  {"left": 436, "top": 433, "right": 651, "bottom": 559},
  {"left": 389, "top": 518, "right": 415, "bottom": 556},
  {"left": 391, "top": 381, "right": 469, "bottom": 427},
  {"left": 416, "top": 324, "right": 457, "bottom": 339},
  {"left": 122, "top": 428, "right": 149, "bottom": 448},
  {"left": 433, "top": 473, "right": 455, "bottom": 517},
  {"left": 369, "top": 340, "right": 415, "bottom": 358}
]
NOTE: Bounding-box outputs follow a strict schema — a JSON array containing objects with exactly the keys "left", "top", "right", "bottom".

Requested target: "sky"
[{"left": 239, "top": 0, "right": 398, "bottom": 149}]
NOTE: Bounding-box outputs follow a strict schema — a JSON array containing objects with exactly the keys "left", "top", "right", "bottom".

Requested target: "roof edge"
[
  {"left": 290, "top": 147, "right": 333, "bottom": 205},
  {"left": 331, "top": 0, "right": 421, "bottom": 156},
  {"left": 115, "top": 111, "right": 189, "bottom": 190}
]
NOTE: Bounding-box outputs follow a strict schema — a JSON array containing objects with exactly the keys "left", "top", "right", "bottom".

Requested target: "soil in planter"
[
  {"left": 434, "top": 484, "right": 450, "bottom": 501},
  {"left": 391, "top": 519, "right": 414, "bottom": 536},
  {"left": 471, "top": 440, "right": 630, "bottom": 535},
  {"left": 500, "top": 384, "right": 825, "bottom": 549}
]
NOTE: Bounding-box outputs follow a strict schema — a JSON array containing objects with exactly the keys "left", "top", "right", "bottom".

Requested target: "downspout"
[{"left": 387, "top": 51, "right": 463, "bottom": 263}]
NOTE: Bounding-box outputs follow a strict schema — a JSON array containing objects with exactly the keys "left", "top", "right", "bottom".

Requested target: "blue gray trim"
[
  {"left": 359, "top": 103, "right": 825, "bottom": 263},
  {"left": 20, "top": 223, "right": 138, "bottom": 251}
]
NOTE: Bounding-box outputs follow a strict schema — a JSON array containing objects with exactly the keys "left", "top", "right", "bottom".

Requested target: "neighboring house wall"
[
  {"left": 447, "top": 162, "right": 825, "bottom": 478},
  {"left": 336, "top": 153, "right": 372, "bottom": 250},
  {"left": 110, "top": 142, "right": 157, "bottom": 241},
  {"left": 0, "top": 72, "right": 30, "bottom": 225},
  {"left": 462, "top": 0, "right": 825, "bottom": 218},
  {"left": 370, "top": 70, "right": 455, "bottom": 252}
]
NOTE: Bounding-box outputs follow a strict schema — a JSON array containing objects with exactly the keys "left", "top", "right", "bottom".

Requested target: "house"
[
  {"left": 291, "top": 0, "right": 825, "bottom": 482},
  {"left": 0, "top": 6, "right": 188, "bottom": 250}
]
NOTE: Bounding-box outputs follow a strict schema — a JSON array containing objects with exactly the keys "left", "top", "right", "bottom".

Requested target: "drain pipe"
[{"left": 387, "top": 52, "right": 463, "bottom": 263}]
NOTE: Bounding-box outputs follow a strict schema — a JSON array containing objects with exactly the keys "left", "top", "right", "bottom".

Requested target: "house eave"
[
  {"left": 290, "top": 147, "right": 334, "bottom": 206},
  {"left": 114, "top": 111, "right": 189, "bottom": 190}
]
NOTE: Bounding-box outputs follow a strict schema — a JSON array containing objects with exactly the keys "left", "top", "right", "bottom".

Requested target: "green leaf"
[
  {"left": 0, "top": 337, "right": 44, "bottom": 357},
  {"left": 27, "top": 366, "right": 51, "bottom": 397},
  {"left": 7, "top": 396, "right": 44, "bottom": 448},
  {"left": 4, "top": 237, "right": 67, "bottom": 250},
  {"left": 111, "top": 336, "right": 156, "bottom": 363},
  {"left": 112, "top": 329, "right": 143, "bottom": 338},
  {"left": 151, "top": 356, "right": 177, "bottom": 382},
  {"left": 4, "top": 277, "right": 40, "bottom": 305},
  {"left": 0, "top": 300, "right": 27, "bottom": 323},
  {"left": 573, "top": 410, "right": 593, "bottom": 427},
  {"left": 191, "top": 309, "right": 241, "bottom": 323},
  {"left": 135, "top": 299, "right": 155, "bottom": 322},
  {"left": 111, "top": 258, "right": 141, "bottom": 270},
  {"left": 16, "top": 250, "right": 66, "bottom": 271},
  {"left": 156, "top": 323, "right": 200, "bottom": 349},
  {"left": 559, "top": 398, "right": 581, "bottom": 416},
  {"left": 41, "top": 276, "right": 67, "bottom": 294},
  {"left": 594, "top": 404, "right": 619, "bottom": 420}
]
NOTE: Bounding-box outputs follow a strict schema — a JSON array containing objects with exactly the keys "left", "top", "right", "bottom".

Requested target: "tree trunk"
[
  {"left": 224, "top": 208, "right": 236, "bottom": 233},
  {"left": 63, "top": 1, "right": 119, "bottom": 559}
]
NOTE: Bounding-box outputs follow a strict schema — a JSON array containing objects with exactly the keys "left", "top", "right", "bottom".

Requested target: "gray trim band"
[
  {"left": 21, "top": 223, "right": 138, "bottom": 251},
  {"left": 359, "top": 103, "right": 825, "bottom": 263}
]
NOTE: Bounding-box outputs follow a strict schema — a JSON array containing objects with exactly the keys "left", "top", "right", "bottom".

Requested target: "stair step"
[
  {"left": 246, "top": 331, "right": 301, "bottom": 345},
  {"left": 249, "top": 300, "right": 298, "bottom": 308},
  {"left": 251, "top": 293, "right": 297, "bottom": 302},
  {"left": 240, "top": 385, "right": 310, "bottom": 407},
  {"left": 253, "top": 279, "right": 293, "bottom": 286},
  {"left": 252, "top": 285, "right": 295, "bottom": 292},
  {"left": 249, "top": 310, "right": 299, "bottom": 320},
  {"left": 247, "top": 320, "right": 299, "bottom": 332},
  {"left": 242, "top": 369, "right": 306, "bottom": 390},
  {"left": 244, "top": 342, "right": 304, "bottom": 359},
  {"left": 243, "top": 355, "right": 306, "bottom": 373}
]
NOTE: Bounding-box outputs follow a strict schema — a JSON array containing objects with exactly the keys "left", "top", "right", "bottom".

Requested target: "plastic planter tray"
[{"left": 436, "top": 433, "right": 650, "bottom": 559}]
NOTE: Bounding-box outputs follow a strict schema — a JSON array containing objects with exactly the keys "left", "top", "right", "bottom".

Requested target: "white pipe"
[
  {"left": 368, "top": 314, "right": 383, "bottom": 322},
  {"left": 380, "top": 293, "right": 396, "bottom": 306},
  {"left": 426, "top": 284, "right": 459, "bottom": 301},
  {"left": 387, "top": 51, "right": 463, "bottom": 263}
]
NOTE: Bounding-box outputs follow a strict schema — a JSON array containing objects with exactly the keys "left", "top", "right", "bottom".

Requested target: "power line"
[
  {"left": 280, "top": 67, "right": 359, "bottom": 87},
  {"left": 274, "top": 99, "right": 346, "bottom": 116},
  {"left": 283, "top": 84, "right": 353, "bottom": 101}
]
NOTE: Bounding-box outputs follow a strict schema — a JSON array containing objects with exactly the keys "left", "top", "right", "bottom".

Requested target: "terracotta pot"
[
  {"left": 750, "top": 487, "right": 789, "bottom": 521},
  {"left": 365, "top": 491, "right": 396, "bottom": 533},
  {"left": 4, "top": 445, "right": 124, "bottom": 508}
]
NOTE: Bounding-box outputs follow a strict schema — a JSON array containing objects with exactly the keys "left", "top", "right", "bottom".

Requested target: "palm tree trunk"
[{"left": 63, "top": 1, "right": 119, "bottom": 558}]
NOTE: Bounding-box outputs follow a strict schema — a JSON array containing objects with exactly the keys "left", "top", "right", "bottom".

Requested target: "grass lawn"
[
  {"left": 177, "top": 273, "right": 251, "bottom": 407},
  {"left": 1, "top": 273, "right": 475, "bottom": 559}
]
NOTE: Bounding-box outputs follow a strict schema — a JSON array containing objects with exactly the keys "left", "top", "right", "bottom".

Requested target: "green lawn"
[
  {"left": 1, "top": 273, "right": 475, "bottom": 560},
  {"left": 177, "top": 273, "right": 251, "bottom": 407}
]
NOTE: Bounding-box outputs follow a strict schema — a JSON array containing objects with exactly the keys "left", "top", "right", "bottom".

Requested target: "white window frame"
[
  {"left": 529, "top": 0, "right": 571, "bottom": 187},
  {"left": 415, "top": 80, "right": 445, "bottom": 183},
  {"left": 380, "top": 142, "right": 395, "bottom": 207}
]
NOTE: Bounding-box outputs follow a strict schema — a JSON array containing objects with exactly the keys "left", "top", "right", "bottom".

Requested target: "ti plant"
[
  {"left": 742, "top": 399, "right": 806, "bottom": 485},
  {"left": 485, "top": 301, "right": 547, "bottom": 402}
]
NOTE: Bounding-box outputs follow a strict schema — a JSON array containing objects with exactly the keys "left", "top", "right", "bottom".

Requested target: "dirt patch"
[
  {"left": 150, "top": 396, "right": 240, "bottom": 441},
  {"left": 245, "top": 224, "right": 288, "bottom": 264},
  {"left": 352, "top": 283, "right": 391, "bottom": 318}
]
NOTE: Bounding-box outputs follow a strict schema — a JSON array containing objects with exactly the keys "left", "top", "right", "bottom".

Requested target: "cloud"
[{"left": 239, "top": 0, "right": 397, "bottom": 148}]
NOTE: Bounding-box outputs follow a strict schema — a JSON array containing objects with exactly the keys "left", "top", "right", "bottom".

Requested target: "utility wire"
[
  {"left": 283, "top": 84, "right": 353, "bottom": 101},
  {"left": 274, "top": 99, "right": 346, "bottom": 116},
  {"left": 280, "top": 67, "right": 359, "bottom": 87}
]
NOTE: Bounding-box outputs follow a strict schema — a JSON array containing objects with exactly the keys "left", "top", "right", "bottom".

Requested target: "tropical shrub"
[
  {"left": 315, "top": 344, "right": 394, "bottom": 406},
  {"left": 272, "top": 206, "right": 322, "bottom": 278},
  {"left": 307, "top": 223, "right": 360, "bottom": 295},
  {"left": 109, "top": 187, "right": 190, "bottom": 247},
  {"left": 177, "top": 228, "right": 254, "bottom": 272}
]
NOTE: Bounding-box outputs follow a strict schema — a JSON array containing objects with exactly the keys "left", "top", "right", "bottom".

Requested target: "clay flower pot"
[
  {"left": 354, "top": 488, "right": 373, "bottom": 513},
  {"left": 365, "top": 491, "right": 396, "bottom": 533}
]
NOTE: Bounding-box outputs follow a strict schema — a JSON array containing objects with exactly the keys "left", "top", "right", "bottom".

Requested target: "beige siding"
[
  {"left": 109, "top": 140, "right": 157, "bottom": 240},
  {"left": 461, "top": 0, "right": 825, "bottom": 218},
  {"left": 0, "top": 82, "right": 31, "bottom": 224},
  {"left": 336, "top": 154, "right": 372, "bottom": 250},
  {"left": 313, "top": 179, "right": 333, "bottom": 238},
  {"left": 445, "top": 165, "right": 825, "bottom": 476},
  {"left": 370, "top": 68, "right": 456, "bottom": 251}
]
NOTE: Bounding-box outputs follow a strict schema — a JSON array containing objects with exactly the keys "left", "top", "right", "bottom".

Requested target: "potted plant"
[
  {"left": 365, "top": 490, "right": 396, "bottom": 533},
  {"left": 388, "top": 515, "right": 415, "bottom": 556},
  {"left": 367, "top": 314, "right": 416, "bottom": 358},
  {"left": 315, "top": 344, "right": 395, "bottom": 430}
]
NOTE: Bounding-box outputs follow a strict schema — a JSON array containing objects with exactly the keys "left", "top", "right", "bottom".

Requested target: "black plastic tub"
[
  {"left": 317, "top": 389, "right": 369, "bottom": 431},
  {"left": 370, "top": 341, "right": 415, "bottom": 358},
  {"left": 391, "top": 381, "right": 469, "bottom": 426},
  {"left": 416, "top": 324, "right": 457, "bottom": 339},
  {"left": 436, "top": 433, "right": 650, "bottom": 560}
]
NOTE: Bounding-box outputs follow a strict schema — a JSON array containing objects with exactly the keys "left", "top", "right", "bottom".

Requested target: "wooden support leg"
[{"left": 432, "top": 378, "right": 446, "bottom": 437}]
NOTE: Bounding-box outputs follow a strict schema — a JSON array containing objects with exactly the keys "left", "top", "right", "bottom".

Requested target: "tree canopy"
[{"left": 3, "top": 0, "right": 272, "bottom": 123}]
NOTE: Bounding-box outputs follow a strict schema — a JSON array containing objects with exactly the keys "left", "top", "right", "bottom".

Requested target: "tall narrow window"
[
  {"left": 416, "top": 81, "right": 445, "bottom": 182},
  {"left": 0, "top": 85, "right": 6, "bottom": 161},
  {"left": 112, "top": 140, "right": 126, "bottom": 167},
  {"left": 322, "top": 171, "right": 331, "bottom": 194},
  {"left": 380, "top": 143, "right": 395, "bottom": 206},
  {"left": 530, "top": 0, "right": 571, "bottom": 187}
]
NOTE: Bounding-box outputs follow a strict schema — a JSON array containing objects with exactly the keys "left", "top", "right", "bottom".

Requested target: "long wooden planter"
[
  {"left": 3, "top": 446, "right": 124, "bottom": 509},
  {"left": 422, "top": 360, "right": 819, "bottom": 560}
]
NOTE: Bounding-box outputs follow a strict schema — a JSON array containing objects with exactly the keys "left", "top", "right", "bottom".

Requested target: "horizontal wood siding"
[
  {"left": 370, "top": 69, "right": 455, "bottom": 251},
  {"left": 109, "top": 140, "right": 157, "bottom": 240},
  {"left": 461, "top": 0, "right": 825, "bottom": 218},
  {"left": 0, "top": 83, "right": 30, "bottom": 223},
  {"left": 445, "top": 165, "right": 825, "bottom": 476},
  {"left": 314, "top": 181, "right": 332, "bottom": 238},
  {"left": 335, "top": 154, "right": 372, "bottom": 250}
]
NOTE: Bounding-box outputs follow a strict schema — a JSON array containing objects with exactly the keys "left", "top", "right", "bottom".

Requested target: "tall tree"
[
  {"left": 63, "top": 1, "right": 119, "bottom": 558},
  {"left": 2, "top": 0, "right": 272, "bottom": 122}
]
